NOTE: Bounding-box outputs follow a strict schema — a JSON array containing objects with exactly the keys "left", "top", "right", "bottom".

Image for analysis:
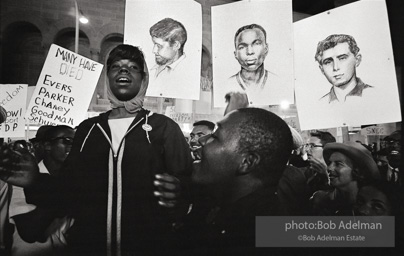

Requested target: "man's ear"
[
  {"left": 173, "top": 41, "right": 181, "bottom": 51},
  {"left": 237, "top": 153, "right": 261, "bottom": 175},
  {"left": 352, "top": 167, "right": 364, "bottom": 182},
  {"left": 355, "top": 53, "right": 362, "bottom": 67},
  {"left": 44, "top": 141, "right": 51, "bottom": 151},
  {"left": 264, "top": 43, "right": 269, "bottom": 57}
]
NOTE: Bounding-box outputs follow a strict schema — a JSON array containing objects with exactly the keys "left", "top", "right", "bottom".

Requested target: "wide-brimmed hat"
[
  {"left": 323, "top": 141, "right": 380, "bottom": 181},
  {"left": 29, "top": 125, "right": 53, "bottom": 143},
  {"left": 384, "top": 130, "right": 401, "bottom": 142}
]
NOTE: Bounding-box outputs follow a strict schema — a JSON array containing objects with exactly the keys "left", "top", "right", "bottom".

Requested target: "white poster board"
[
  {"left": 124, "top": 0, "right": 202, "bottom": 100},
  {"left": 0, "top": 84, "right": 28, "bottom": 137},
  {"left": 25, "top": 44, "right": 103, "bottom": 127},
  {"left": 294, "top": 0, "right": 401, "bottom": 130},
  {"left": 164, "top": 106, "right": 192, "bottom": 124},
  {"left": 212, "top": 0, "right": 294, "bottom": 107}
]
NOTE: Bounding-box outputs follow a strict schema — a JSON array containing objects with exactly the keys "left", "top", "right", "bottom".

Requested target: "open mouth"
[
  {"left": 116, "top": 77, "right": 131, "bottom": 83},
  {"left": 328, "top": 171, "right": 338, "bottom": 180}
]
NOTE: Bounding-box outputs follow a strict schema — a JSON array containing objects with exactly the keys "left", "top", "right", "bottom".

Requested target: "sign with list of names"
[{"left": 25, "top": 44, "right": 103, "bottom": 127}]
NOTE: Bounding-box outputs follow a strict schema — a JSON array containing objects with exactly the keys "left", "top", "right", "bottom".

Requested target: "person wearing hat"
[
  {"left": 311, "top": 141, "right": 380, "bottom": 215},
  {"left": 384, "top": 130, "right": 401, "bottom": 186},
  {"left": 29, "top": 125, "right": 53, "bottom": 163}
]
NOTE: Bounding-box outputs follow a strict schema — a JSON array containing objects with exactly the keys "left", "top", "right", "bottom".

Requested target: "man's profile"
[
  {"left": 149, "top": 17, "right": 187, "bottom": 79},
  {"left": 315, "top": 34, "right": 373, "bottom": 104}
]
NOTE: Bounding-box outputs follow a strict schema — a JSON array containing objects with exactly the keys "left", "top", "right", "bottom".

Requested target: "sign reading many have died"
[{"left": 26, "top": 44, "right": 103, "bottom": 127}]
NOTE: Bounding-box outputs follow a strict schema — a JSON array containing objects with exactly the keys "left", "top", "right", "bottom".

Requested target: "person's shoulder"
[
  {"left": 281, "top": 165, "right": 307, "bottom": 180},
  {"left": 311, "top": 189, "right": 334, "bottom": 203},
  {"left": 229, "top": 73, "right": 237, "bottom": 79},
  {"left": 320, "top": 91, "right": 330, "bottom": 99},
  {"left": 76, "top": 111, "right": 109, "bottom": 131},
  {"left": 364, "top": 83, "right": 373, "bottom": 89},
  {"left": 361, "top": 82, "right": 378, "bottom": 98},
  {"left": 319, "top": 91, "right": 331, "bottom": 103},
  {"left": 225, "top": 73, "right": 244, "bottom": 92},
  {"left": 266, "top": 69, "right": 278, "bottom": 78},
  {"left": 80, "top": 113, "right": 104, "bottom": 125},
  {"left": 145, "top": 109, "right": 179, "bottom": 127}
]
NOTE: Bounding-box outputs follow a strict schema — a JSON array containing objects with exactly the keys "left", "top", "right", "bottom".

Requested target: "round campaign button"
[{"left": 142, "top": 124, "right": 152, "bottom": 131}]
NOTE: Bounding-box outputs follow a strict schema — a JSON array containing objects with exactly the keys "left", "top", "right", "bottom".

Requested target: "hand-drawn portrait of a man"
[
  {"left": 315, "top": 34, "right": 373, "bottom": 104},
  {"left": 149, "top": 18, "right": 187, "bottom": 80},
  {"left": 229, "top": 24, "right": 273, "bottom": 91}
]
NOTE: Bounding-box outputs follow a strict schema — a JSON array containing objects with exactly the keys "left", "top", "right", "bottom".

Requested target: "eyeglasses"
[
  {"left": 303, "top": 143, "right": 323, "bottom": 151},
  {"left": 50, "top": 137, "right": 74, "bottom": 145},
  {"left": 386, "top": 140, "right": 400, "bottom": 146}
]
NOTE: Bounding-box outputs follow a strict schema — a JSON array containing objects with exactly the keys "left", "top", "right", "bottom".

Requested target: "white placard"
[
  {"left": 164, "top": 106, "right": 192, "bottom": 123},
  {"left": 0, "top": 84, "right": 28, "bottom": 137},
  {"left": 212, "top": 0, "right": 294, "bottom": 107},
  {"left": 294, "top": 0, "right": 401, "bottom": 130},
  {"left": 25, "top": 44, "right": 103, "bottom": 127},
  {"left": 283, "top": 116, "right": 301, "bottom": 133},
  {"left": 124, "top": 0, "right": 202, "bottom": 100},
  {"left": 361, "top": 123, "right": 396, "bottom": 136}
]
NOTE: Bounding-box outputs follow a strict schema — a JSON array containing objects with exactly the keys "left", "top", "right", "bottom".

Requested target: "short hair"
[
  {"left": 357, "top": 182, "right": 401, "bottom": 215},
  {"left": 234, "top": 24, "right": 267, "bottom": 47},
  {"left": 43, "top": 125, "right": 74, "bottom": 142},
  {"left": 235, "top": 108, "right": 293, "bottom": 184},
  {"left": 310, "top": 130, "right": 336, "bottom": 146},
  {"left": 106, "top": 44, "right": 146, "bottom": 77},
  {"left": 149, "top": 18, "right": 187, "bottom": 55},
  {"left": 315, "top": 34, "right": 360, "bottom": 63},
  {"left": 193, "top": 120, "right": 215, "bottom": 131}
]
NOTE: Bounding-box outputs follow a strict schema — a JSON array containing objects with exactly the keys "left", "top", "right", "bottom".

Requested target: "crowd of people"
[{"left": 0, "top": 44, "right": 402, "bottom": 256}]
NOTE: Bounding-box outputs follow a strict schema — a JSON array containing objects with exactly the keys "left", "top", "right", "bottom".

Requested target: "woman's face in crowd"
[
  {"left": 354, "top": 186, "right": 392, "bottom": 216},
  {"left": 108, "top": 59, "right": 143, "bottom": 101},
  {"left": 327, "top": 152, "right": 355, "bottom": 188}
]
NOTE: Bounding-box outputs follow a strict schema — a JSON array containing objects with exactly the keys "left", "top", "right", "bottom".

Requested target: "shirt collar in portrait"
[
  {"left": 235, "top": 69, "right": 269, "bottom": 91},
  {"left": 325, "top": 78, "right": 372, "bottom": 103},
  {"left": 151, "top": 53, "right": 186, "bottom": 78}
]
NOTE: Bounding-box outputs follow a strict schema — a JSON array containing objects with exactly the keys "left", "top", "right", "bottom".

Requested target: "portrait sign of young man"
[
  {"left": 315, "top": 34, "right": 373, "bottom": 104},
  {"left": 225, "top": 24, "right": 280, "bottom": 105}
]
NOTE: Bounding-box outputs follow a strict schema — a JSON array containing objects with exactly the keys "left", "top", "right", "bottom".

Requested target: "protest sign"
[
  {"left": 124, "top": 0, "right": 202, "bottom": 100},
  {"left": 165, "top": 106, "right": 192, "bottom": 123},
  {"left": 294, "top": 1, "right": 401, "bottom": 130},
  {"left": 0, "top": 84, "right": 28, "bottom": 137},
  {"left": 25, "top": 44, "right": 103, "bottom": 127}
]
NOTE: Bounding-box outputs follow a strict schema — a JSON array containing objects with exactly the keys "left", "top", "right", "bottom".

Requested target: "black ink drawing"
[
  {"left": 315, "top": 34, "right": 373, "bottom": 104},
  {"left": 149, "top": 18, "right": 188, "bottom": 80}
]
